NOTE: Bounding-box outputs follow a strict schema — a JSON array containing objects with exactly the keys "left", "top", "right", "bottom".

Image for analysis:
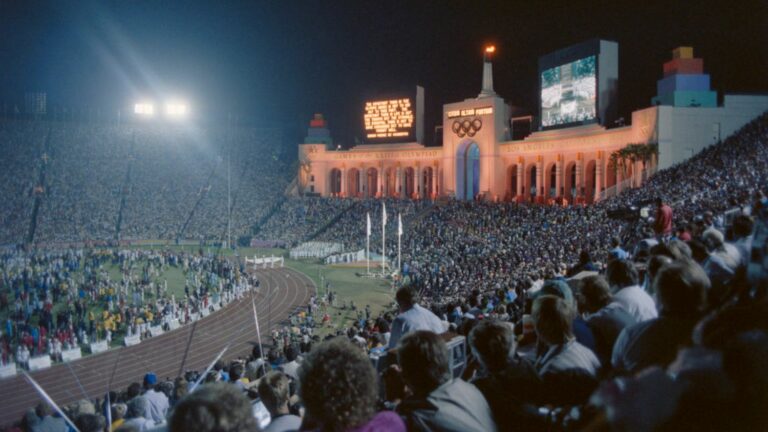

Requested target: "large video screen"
[
  {"left": 540, "top": 55, "right": 596, "bottom": 127},
  {"left": 363, "top": 97, "right": 415, "bottom": 141}
]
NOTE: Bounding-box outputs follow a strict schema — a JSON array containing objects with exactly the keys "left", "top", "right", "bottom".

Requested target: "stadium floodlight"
[
  {"left": 165, "top": 102, "right": 188, "bottom": 117},
  {"left": 134, "top": 103, "right": 155, "bottom": 116}
]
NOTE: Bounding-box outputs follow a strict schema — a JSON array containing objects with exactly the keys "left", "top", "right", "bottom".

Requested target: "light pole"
[{"left": 227, "top": 113, "right": 232, "bottom": 250}]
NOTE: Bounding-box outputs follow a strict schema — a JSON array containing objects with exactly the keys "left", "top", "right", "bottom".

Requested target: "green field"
[{"left": 284, "top": 259, "right": 396, "bottom": 333}]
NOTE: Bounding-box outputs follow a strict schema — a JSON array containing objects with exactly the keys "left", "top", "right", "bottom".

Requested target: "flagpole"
[
  {"left": 397, "top": 213, "right": 402, "bottom": 274},
  {"left": 381, "top": 203, "right": 386, "bottom": 276},
  {"left": 366, "top": 213, "right": 371, "bottom": 275}
]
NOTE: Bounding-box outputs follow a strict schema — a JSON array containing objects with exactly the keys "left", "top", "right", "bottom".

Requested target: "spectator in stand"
[
  {"left": 141, "top": 372, "right": 169, "bottom": 424},
  {"left": 247, "top": 345, "right": 266, "bottom": 380},
  {"left": 539, "top": 279, "right": 596, "bottom": 352},
  {"left": 397, "top": 330, "right": 497, "bottom": 432},
  {"left": 122, "top": 396, "right": 155, "bottom": 431},
  {"left": 532, "top": 295, "right": 600, "bottom": 377},
  {"left": 388, "top": 285, "right": 445, "bottom": 349},
  {"left": 257, "top": 371, "right": 301, "bottom": 432},
  {"left": 279, "top": 345, "right": 300, "bottom": 382},
  {"left": 654, "top": 197, "right": 673, "bottom": 239},
  {"left": 30, "top": 403, "right": 67, "bottom": 432},
  {"left": 110, "top": 403, "right": 127, "bottom": 431},
  {"left": 731, "top": 214, "right": 754, "bottom": 268},
  {"left": 606, "top": 259, "right": 658, "bottom": 323},
  {"left": 567, "top": 250, "right": 599, "bottom": 276},
  {"left": 74, "top": 414, "right": 106, "bottom": 432},
  {"left": 612, "top": 260, "right": 709, "bottom": 374},
  {"left": 468, "top": 320, "right": 545, "bottom": 431},
  {"left": 298, "top": 337, "right": 405, "bottom": 432},
  {"left": 577, "top": 275, "right": 637, "bottom": 368},
  {"left": 608, "top": 236, "right": 630, "bottom": 261},
  {"left": 170, "top": 382, "right": 260, "bottom": 432}
]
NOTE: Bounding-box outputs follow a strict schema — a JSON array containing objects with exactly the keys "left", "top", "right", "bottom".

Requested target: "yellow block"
[{"left": 673, "top": 46, "right": 694, "bottom": 59}]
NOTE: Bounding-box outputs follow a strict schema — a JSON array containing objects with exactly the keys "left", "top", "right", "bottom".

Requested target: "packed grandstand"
[{"left": 1, "top": 111, "right": 767, "bottom": 431}]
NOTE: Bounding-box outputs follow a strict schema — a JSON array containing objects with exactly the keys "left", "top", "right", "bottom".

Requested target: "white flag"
[
  {"left": 382, "top": 202, "right": 387, "bottom": 226},
  {"left": 366, "top": 213, "right": 371, "bottom": 236},
  {"left": 398, "top": 213, "right": 403, "bottom": 236}
]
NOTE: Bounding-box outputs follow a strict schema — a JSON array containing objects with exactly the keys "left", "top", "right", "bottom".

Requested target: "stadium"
[{"left": 1, "top": 2, "right": 768, "bottom": 432}]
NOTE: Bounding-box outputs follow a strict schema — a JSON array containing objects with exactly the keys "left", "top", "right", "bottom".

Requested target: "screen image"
[
  {"left": 364, "top": 97, "right": 415, "bottom": 141},
  {"left": 540, "top": 55, "right": 596, "bottom": 127}
]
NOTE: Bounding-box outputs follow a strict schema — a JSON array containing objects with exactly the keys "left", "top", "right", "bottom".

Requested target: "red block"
[
  {"left": 663, "top": 58, "right": 704, "bottom": 77},
  {"left": 309, "top": 119, "right": 326, "bottom": 128}
]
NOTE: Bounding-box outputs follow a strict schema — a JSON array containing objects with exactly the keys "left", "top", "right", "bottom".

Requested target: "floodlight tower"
[{"left": 479, "top": 45, "right": 497, "bottom": 98}]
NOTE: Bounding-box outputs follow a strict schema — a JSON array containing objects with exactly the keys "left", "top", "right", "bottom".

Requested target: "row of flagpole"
[{"left": 366, "top": 202, "right": 403, "bottom": 276}]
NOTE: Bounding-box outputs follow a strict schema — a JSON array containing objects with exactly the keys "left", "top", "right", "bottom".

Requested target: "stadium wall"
[{"left": 656, "top": 94, "right": 768, "bottom": 170}]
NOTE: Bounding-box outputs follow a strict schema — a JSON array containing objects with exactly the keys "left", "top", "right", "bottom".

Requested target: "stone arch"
[
  {"left": 385, "top": 167, "right": 396, "bottom": 197},
  {"left": 507, "top": 164, "right": 518, "bottom": 199},
  {"left": 584, "top": 160, "right": 597, "bottom": 204},
  {"left": 564, "top": 161, "right": 577, "bottom": 202},
  {"left": 423, "top": 166, "right": 434, "bottom": 199},
  {"left": 366, "top": 167, "right": 378, "bottom": 198},
  {"left": 525, "top": 163, "right": 538, "bottom": 202},
  {"left": 329, "top": 168, "right": 342, "bottom": 196},
  {"left": 347, "top": 168, "right": 360, "bottom": 197},
  {"left": 605, "top": 162, "right": 616, "bottom": 189},
  {"left": 404, "top": 167, "right": 416, "bottom": 198},
  {"left": 544, "top": 162, "right": 557, "bottom": 198},
  {"left": 456, "top": 141, "right": 480, "bottom": 200}
]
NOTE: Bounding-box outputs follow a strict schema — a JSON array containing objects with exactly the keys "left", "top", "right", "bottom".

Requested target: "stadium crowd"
[
  {"left": 0, "top": 248, "right": 256, "bottom": 369},
  {"left": 0, "top": 111, "right": 766, "bottom": 431},
  {"left": 0, "top": 121, "right": 292, "bottom": 245}
]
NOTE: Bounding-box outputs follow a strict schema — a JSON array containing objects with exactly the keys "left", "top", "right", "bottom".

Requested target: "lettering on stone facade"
[{"left": 332, "top": 150, "right": 441, "bottom": 161}]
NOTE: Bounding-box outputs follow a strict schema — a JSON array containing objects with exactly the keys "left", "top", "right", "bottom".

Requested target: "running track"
[{"left": 0, "top": 268, "right": 314, "bottom": 427}]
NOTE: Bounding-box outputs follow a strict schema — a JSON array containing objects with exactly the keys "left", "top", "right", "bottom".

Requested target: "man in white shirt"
[
  {"left": 607, "top": 259, "right": 658, "bottom": 323},
  {"left": 142, "top": 373, "right": 169, "bottom": 424},
  {"left": 388, "top": 285, "right": 445, "bottom": 349}
]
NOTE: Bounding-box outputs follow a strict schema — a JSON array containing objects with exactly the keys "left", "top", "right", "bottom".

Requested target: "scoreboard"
[
  {"left": 362, "top": 86, "right": 424, "bottom": 144},
  {"left": 364, "top": 98, "right": 415, "bottom": 140}
]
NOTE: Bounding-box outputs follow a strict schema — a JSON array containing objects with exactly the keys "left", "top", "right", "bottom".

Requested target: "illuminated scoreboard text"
[{"left": 364, "top": 98, "right": 414, "bottom": 140}]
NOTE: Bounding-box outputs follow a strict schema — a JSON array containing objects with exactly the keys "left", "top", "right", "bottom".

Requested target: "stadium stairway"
[
  {"left": 114, "top": 132, "right": 135, "bottom": 240},
  {"left": 177, "top": 158, "right": 221, "bottom": 241},
  {"left": 250, "top": 197, "right": 287, "bottom": 238},
  {"left": 305, "top": 200, "right": 358, "bottom": 242},
  {"left": 26, "top": 127, "right": 52, "bottom": 244}
]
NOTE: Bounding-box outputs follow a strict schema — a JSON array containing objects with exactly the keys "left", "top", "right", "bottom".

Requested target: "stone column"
[
  {"left": 378, "top": 163, "right": 384, "bottom": 197},
  {"left": 340, "top": 168, "right": 347, "bottom": 197},
  {"left": 516, "top": 160, "right": 524, "bottom": 198},
  {"left": 417, "top": 165, "right": 425, "bottom": 199},
  {"left": 576, "top": 155, "right": 584, "bottom": 200},
  {"left": 359, "top": 166, "right": 365, "bottom": 197},
  {"left": 536, "top": 157, "right": 544, "bottom": 199},
  {"left": 394, "top": 166, "right": 401, "bottom": 198},
  {"left": 555, "top": 157, "right": 563, "bottom": 197},
  {"left": 595, "top": 155, "right": 603, "bottom": 202}
]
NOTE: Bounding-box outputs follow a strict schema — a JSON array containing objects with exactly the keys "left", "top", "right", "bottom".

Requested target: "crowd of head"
[
  {"left": 2, "top": 110, "right": 768, "bottom": 431},
  {"left": 0, "top": 120, "right": 292, "bottom": 245}
]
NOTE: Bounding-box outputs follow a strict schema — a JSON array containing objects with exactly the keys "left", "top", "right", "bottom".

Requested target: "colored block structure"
[
  {"left": 663, "top": 58, "right": 704, "bottom": 77},
  {"left": 652, "top": 47, "right": 717, "bottom": 107},
  {"left": 652, "top": 90, "right": 717, "bottom": 108},
  {"left": 672, "top": 46, "right": 694, "bottom": 59},
  {"left": 657, "top": 74, "right": 711, "bottom": 95}
]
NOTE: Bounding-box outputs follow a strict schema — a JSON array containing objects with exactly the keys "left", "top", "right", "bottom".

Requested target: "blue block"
[{"left": 657, "top": 74, "right": 710, "bottom": 95}]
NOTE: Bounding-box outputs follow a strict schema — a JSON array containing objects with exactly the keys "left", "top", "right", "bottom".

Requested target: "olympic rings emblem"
[{"left": 452, "top": 118, "right": 483, "bottom": 137}]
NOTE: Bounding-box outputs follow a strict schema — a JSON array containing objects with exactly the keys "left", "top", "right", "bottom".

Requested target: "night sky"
[{"left": 1, "top": 0, "right": 766, "bottom": 146}]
